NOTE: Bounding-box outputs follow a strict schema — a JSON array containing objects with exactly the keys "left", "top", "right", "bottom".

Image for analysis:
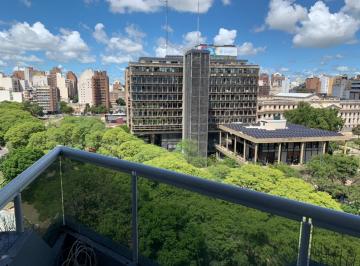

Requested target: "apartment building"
[
  {"left": 126, "top": 45, "right": 259, "bottom": 154},
  {"left": 34, "top": 86, "right": 59, "bottom": 113},
  {"left": 78, "top": 69, "right": 110, "bottom": 109},
  {"left": 257, "top": 93, "right": 360, "bottom": 131}
]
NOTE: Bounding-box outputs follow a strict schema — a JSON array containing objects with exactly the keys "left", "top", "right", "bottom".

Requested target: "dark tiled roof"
[{"left": 223, "top": 123, "right": 343, "bottom": 139}]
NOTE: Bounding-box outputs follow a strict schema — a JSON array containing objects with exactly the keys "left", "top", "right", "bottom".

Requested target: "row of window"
[
  {"left": 131, "top": 66, "right": 182, "bottom": 73},
  {"left": 133, "top": 95, "right": 182, "bottom": 101},
  {"left": 131, "top": 102, "right": 182, "bottom": 109},
  {"left": 210, "top": 110, "right": 256, "bottom": 116},
  {"left": 209, "top": 86, "right": 257, "bottom": 94},
  {"left": 133, "top": 118, "right": 182, "bottom": 125},
  {"left": 131, "top": 86, "right": 182, "bottom": 93},
  {"left": 133, "top": 110, "right": 182, "bottom": 117},
  {"left": 209, "top": 95, "right": 257, "bottom": 101},
  {"left": 209, "top": 102, "right": 256, "bottom": 109},
  {"left": 210, "top": 77, "right": 257, "bottom": 85},
  {"left": 210, "top": 68, "right": 258, "bottom": 75},
  {"left": 131, "top": 76, "right": 182, "bottom": 84}
]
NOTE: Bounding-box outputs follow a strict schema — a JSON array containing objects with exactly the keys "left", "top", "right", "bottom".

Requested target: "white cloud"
[
  {"left": 253, "top": 24, "right": 266, "bottom": 33},
  {"left": 342, "top": 0, "right": 360, "bottom": 16},
  {"left": 293, "top": 1, "right": 360, "bottom": 48},
  {"left": 106, "top": 0, "right": 213, "bottom": 14},
  {"left": 155, "top": 37, "right": 183, "bottom": 57},
  {"left": 237, "top": 42, "right": 266, "bottom": 56},
  {"left": 222, "top": 0, "right": 231, "bottom": 5},
  {"left": 213, "top": 28, "right": 237, "bottom": 45},
  {"left": 336, "top": 66, "right": 350, "bottom": 72},
  {"left": 46, "top": 29, "right": 95, "bottom": 63},
  {"left": 320, "top": 54, "right": 343, "bottom": 65},
  {"left": 183, "top": 31, "right": 206, "bottom": 47},
  {"left": 20, "top": 0, "right": 31, "bottom": 7},
  {"left": 93, "top": 23, "right": 145, "bottom": 64},
  {"left": 101, "top": 55, "right": 132, "bottom": 64},
  {"left": 161, "top": 24, "right": 174, "bottom": 33},
  {"left": 0, "top": 21, "right": 95, "bottom": 65},
  {"left": 0, "top": 60, "right": 7, "bottom": 67},
  {"left": 279, "top": 67, "right": 289, "bottom": 72},
  {"left": 93, "top": 23, "right": 108, "bottom": 43},
  {"left": 265, "top": 0, "right": 307, "bottom": 33}
]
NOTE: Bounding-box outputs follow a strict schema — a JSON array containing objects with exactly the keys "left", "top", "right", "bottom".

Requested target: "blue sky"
[{"left": 0, "top": 0, "right": 359, "bottom": 82}]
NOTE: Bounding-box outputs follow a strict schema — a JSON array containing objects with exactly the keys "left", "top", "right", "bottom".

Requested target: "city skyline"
[{"left": 0, "top": 0, "right": 359, "bottom": 82}]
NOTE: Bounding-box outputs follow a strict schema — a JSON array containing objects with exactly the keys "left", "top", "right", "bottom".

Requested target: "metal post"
[
  {"left": 131, "top": 171, "right": 139, "bottom": 265},
  {"left": 14, "top": 193, "right": 24, "bottom": 233},
  {"left": 278, "top": 143, "right": 282, "bottom": 164},
  {"left": 300, "top": 143, "right": 305, "bottom": 165},
  {"left": 219, "top": 131, "right": 222, "bottom": 146},
  {"left": 226, "top": 133, "right": 229, "bottom": 149},
  {"left": 254, "top": 144, "right": 258, "bottom": 163},
  {"left": 234, "top": 136, "right": 237, "bottom": 155},
  {"left": 243, "top": 139, "right": 246, "bottom": 160},
  {"left": 297, "top": 217, "right": 312, "bottom": 266}
]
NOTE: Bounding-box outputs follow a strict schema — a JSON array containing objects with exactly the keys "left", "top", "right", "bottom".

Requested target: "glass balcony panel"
[
  {"left": 21, "top": 159, "right": 63, "bottom": 244},
  {"left": 60, "top": 158, "right": 133, "bottom": 257},
  {"left": 311, "top": 227, "right": 360, "bottom": 265},
  {"left": 138, "top": 177, "right": 300, "bottom": 265},
  {"left": 0, "top": 201, "right": 16, "bottom": 255}
]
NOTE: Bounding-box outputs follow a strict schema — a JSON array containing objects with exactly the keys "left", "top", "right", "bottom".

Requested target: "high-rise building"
[
  {"left": 66, "top": 71, "right": 78, "bottom": 100},
  {"left": 305, "top": 77, "right": 321, "bottom": 93},
  {"left": 258, "top": 73, "right": 270, "bottom": 96},
  {"left": 78, "top": 69, "right": 109, "bottom": 109},
  {"left": 332, "top": 76, "right": 349, "bottom": 98},
  {"left": 34, "top": 86, "right": 59, "bottom": 113},
  {"left": 48, "top": 72, "right": 68, "bottom": 102},
  {"left": 183, "top": 49, "right": 210, "bottom": 157},
  {"left": 92, "top": 71, "right": 110, "bottom": 109},
  {"left": 126, "top": 45, "right": 259, "bottom": 153}
]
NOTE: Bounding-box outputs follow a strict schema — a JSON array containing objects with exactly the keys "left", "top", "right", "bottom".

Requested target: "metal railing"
[{"left": 1, "top": 146, "right": 360, "bottom": 266}]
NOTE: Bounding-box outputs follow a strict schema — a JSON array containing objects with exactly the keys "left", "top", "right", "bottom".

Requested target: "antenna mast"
[
  {"left": 197, "top": 0, "right": 200, "bottom": 45},
  {"left": 165, "top": 0, "right": 169, "bottom": 55}
]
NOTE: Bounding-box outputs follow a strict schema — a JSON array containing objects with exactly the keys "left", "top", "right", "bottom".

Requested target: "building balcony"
[{"left": 0, "top": 146, "right": 360, "bottom": 265}]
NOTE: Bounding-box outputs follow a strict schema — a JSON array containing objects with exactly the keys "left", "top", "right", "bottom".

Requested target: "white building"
[
  {"left": 55, "top": 73, "right": 68, "bottom": 101},
  {"left": 32, "top": 75, "right": 48, "bottom": 87},
  {"left": 0, "top": 90, "right": 23, "bottom": 102},
  {"left": 78, "top": 69, "right": 94, "bottom": 106},
  {"left": 319, "top": 75, "right": 331, "bottom": 95},
  {"left": 0, "top": 73, "right": 20, "bottom": 92}
]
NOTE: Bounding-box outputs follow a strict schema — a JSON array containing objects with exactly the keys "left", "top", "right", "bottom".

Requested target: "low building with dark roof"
[{"left": 216, "top": 119, "right": 349, "bottom": 165}]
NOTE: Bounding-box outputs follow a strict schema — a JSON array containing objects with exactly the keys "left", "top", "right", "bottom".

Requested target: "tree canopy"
[{"left": 284, "top": 102, "right": 344, "bottom": 131}]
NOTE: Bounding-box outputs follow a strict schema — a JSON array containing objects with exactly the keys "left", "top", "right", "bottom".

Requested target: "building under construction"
[{"left": 126, "top": 45, "right": 259, "bottom": 155}]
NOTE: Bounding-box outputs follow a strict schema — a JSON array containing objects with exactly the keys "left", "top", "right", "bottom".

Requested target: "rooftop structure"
[
  {"left": 216, "top": 119, "right": 348, "bottom": 165},
  {"left": 0, "top": 146, "right": 359, "bottom": 265}
]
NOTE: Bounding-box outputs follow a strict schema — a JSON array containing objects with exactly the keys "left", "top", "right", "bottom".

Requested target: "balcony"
[{"left": 0, "top": 146, "right": 360, "bottom": 265}]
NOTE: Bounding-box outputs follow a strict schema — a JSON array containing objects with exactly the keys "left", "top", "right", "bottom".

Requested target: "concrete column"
[
  {"left": 278, "top": 143, "right": 282, "bottom": 164},
  {"left": 343, "top": 142, "right": 347, "bottom": 155},
  {"left": 219, "top": 132, "right": 222, "bottom": 146},
  {"left": 243, "top": 139, "right": 246, "bottom": 159},
  {"left": 234, "top": 136, "right": 237, "bottom": 154},
  {"left": 254, "top": 144, "right": 258, "bottom": 163},
  {"left": 300, "top": 143, "right": 305, "bottom": 165},
  {"left": 226, "top": 133, "right": 229, "bottom": 149}
]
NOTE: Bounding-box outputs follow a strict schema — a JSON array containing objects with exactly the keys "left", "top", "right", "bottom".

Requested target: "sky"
[{"left": 0, "top": 0, "right": 359, "bottom": 83}]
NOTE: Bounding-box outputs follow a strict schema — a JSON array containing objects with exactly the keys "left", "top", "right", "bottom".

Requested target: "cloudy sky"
[{"left": 0, "top": 0, "right": 359, "bottom": 82}]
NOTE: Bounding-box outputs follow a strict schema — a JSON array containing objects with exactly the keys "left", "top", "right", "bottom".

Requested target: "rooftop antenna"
[
  {"left": 163, "top": 0, "right": 169, "bottom": 55},
  {"left": 197, "top": 0, "right": 200, "bottom": 45}
]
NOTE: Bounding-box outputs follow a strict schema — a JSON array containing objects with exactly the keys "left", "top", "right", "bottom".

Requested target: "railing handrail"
[{"left": 1, "top": 145, "right": 360, "bottom": 238}]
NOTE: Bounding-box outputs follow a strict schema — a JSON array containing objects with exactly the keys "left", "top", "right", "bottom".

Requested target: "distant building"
[
  {"left": 12, "top": 70, "right": 25, "bottom": 80},
  {"left": 332, "top": 76, "right": 350, "bottom": 98},
  {"left": 258, "top": 73, "right": 270, "bottom": 96},
  {"left": 78, "top": 69, "right": 110, "bottom": 109},
  {"left": 257, "top": 93, "right": 360, "bottom": 131},
  {"left": 32, "top": 74, "right": 48, "bottom": 87},
  {"left": 0, "top": 90, "right": 23, "bottom": 102},
  {"left": 305, "top": 77, "right": 321, "bottom": 93},
  {"left": 0, "top": 73, "right": 20, "bottom": 92},
  {"left": 346, "top": 79, "right": 360, "bottom": 100},
  {"left": 216, "top": 119, "right": 348, "bottom": 165},
  {"left": 270, "top": 73, "right": 288, "bottom": 95},
  {"left": 66, "top": 71, "right": 78, "bottom": 101},
  {"left": 34, "top": 86, "right": 59, "bottom": 113},
  {"left": 48, "top": 72, "right": 68, "bottom": 102}
]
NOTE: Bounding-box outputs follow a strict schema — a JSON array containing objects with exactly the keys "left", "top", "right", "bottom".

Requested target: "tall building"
[
  {"left": 258, "top": 73, "right": 270, "bottom": 96},
  {"left": 78, "top": 69, "right": 109, "bottom": 109},
  {"left": 34, "top": 86, "right": 59, "bottom": 113},
  {"left": 48, "top": 72, "right": 68, "bottom": 102},
  {"left": 183, "top": 49, "right": 210, "bottom": 157},
  {"left": 92, "top": 71, "right": 110, "bottom": 109},
  {"left": 270, "top": 73, "right": 287, "bottom": 95},
  {"left": 305, "top": 77, "right": 321, "bottom": 93},
  {"left": 126, "top": 45, "right": 259, "bottom": 153},
  {"left": 66, "top": 71, "right": 78, "bottom": 100}
]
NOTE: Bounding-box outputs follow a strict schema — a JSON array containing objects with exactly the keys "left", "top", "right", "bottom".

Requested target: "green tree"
[
  {"left": 284, "top": 102, "right": 344, "bottom": 131},
  {"left": 59, "top": 101, "right": 74, "bottom": 114},
  {"left": 4, "top": 121, "right": 45, "bottom": 149},
  {"left": 116, "top": 98, "right": 126, "bottom": 106},
  {"left": 23, "top": 101, "right": 44, "bottom": 117},
  {"left": 176, "top": 139, "right": 207, "bottom": 167},
  {"left": 352, "top": 125, "right": 360, "bottom": 138},
  {"left": 0, "top": 147, "right": 44, "bottom": 182}
]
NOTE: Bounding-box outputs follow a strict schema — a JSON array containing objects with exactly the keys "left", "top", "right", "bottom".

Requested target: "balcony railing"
[{"left": 0, "top": 146, "right": 360, "bottom": 265}]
